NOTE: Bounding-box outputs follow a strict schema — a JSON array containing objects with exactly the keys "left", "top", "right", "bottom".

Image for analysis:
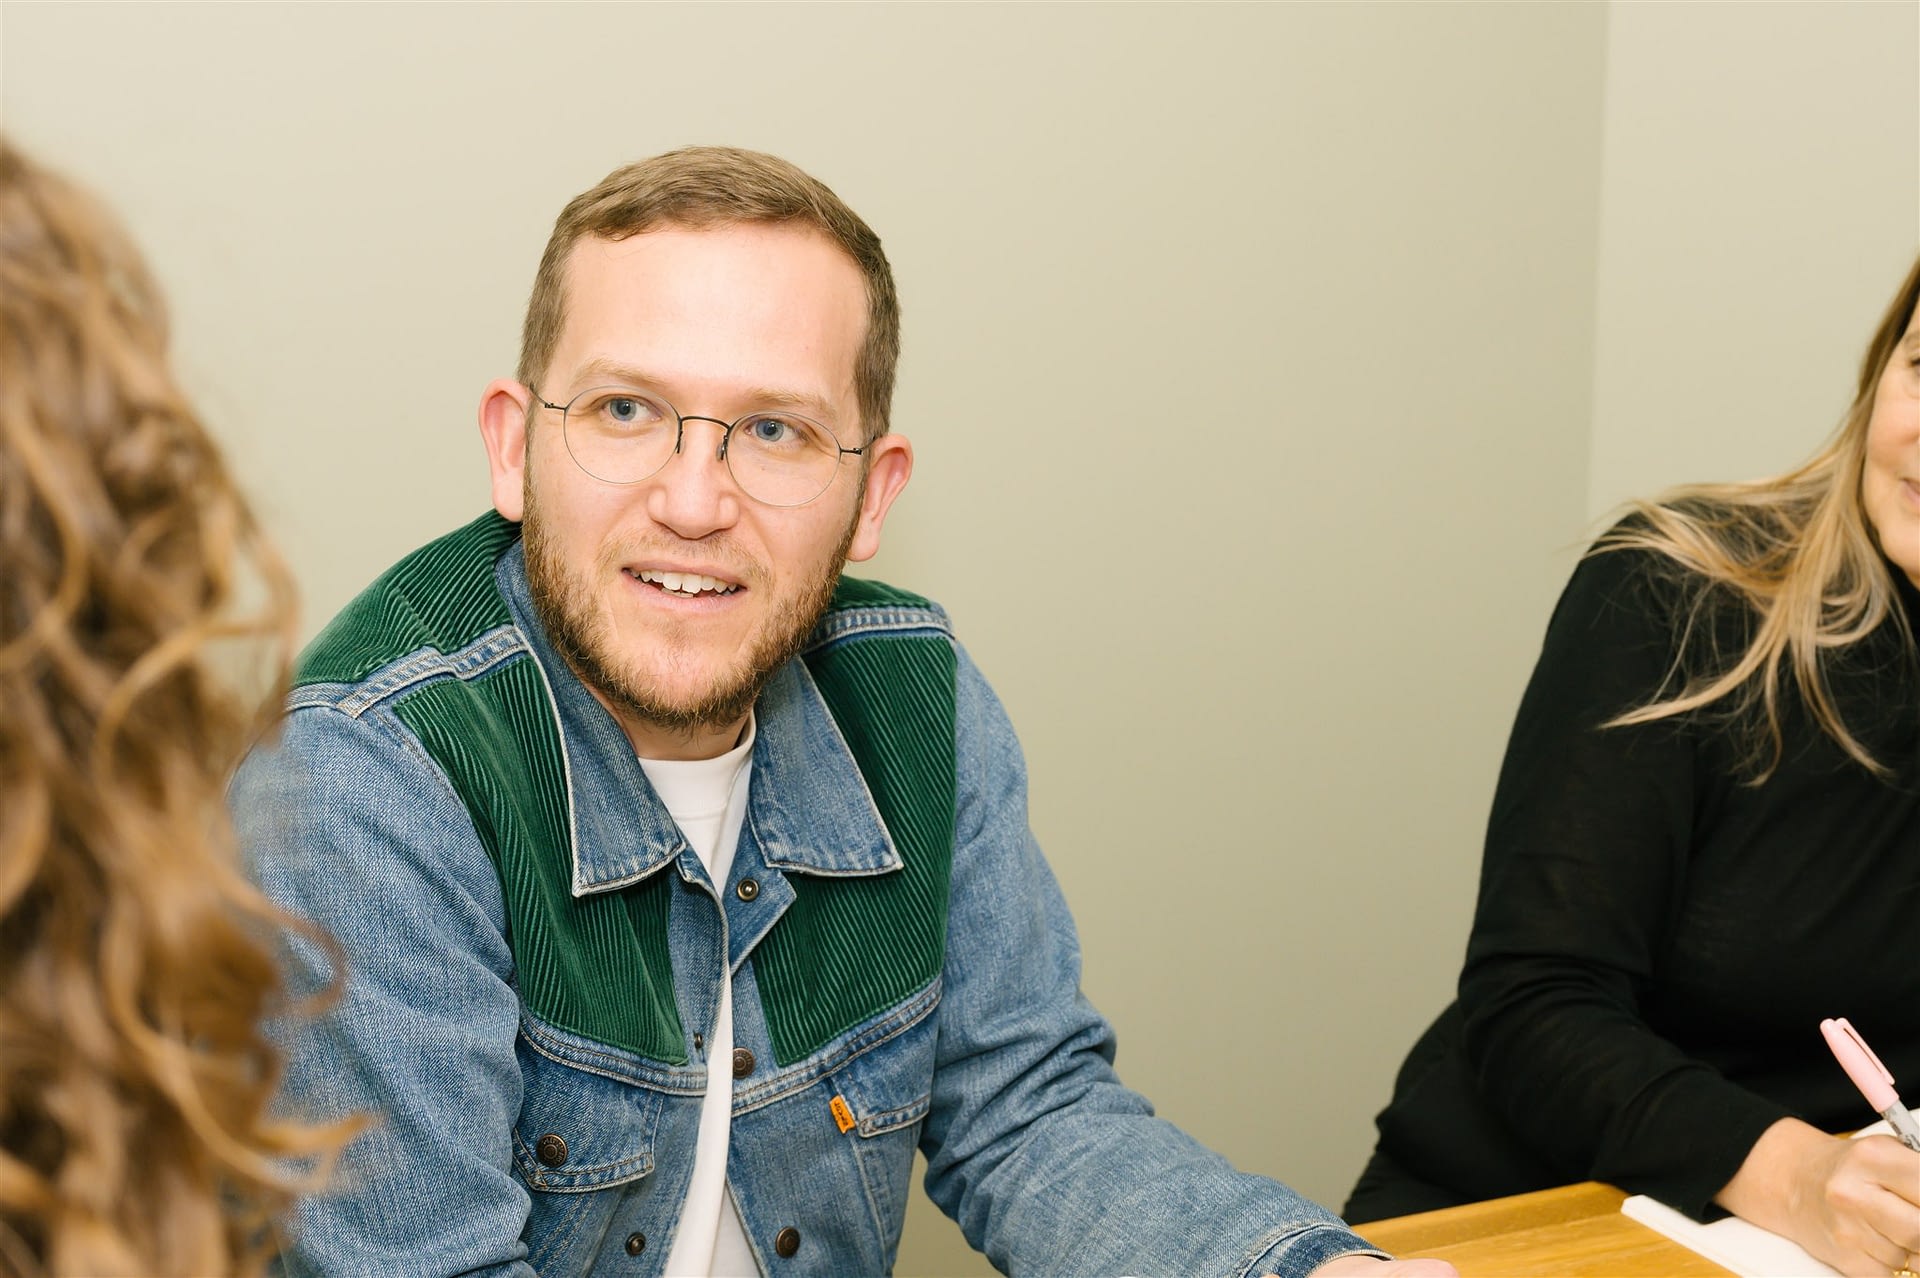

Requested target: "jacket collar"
[{"left": 495, "top": 541, "right": 901, "bottom": 896}]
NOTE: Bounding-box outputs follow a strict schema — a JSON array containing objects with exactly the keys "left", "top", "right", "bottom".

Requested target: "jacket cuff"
[{"left": 1240, "top": 1223, "right": 1390, "bottom": 1278}]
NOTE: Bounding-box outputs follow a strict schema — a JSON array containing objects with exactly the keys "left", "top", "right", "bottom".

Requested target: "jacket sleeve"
[
  {"left": 917, "top": 648, "right": 1380, "bottom": 1277},
  {"left": 1455, "top": 546, "right": 1792, "bottom": 1218},
  {"left": 232, "top": 703, "right": 538, "bottom": 1277}
]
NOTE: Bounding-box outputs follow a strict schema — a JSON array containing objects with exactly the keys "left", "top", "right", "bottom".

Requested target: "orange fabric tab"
[{"left": 829, "top": 1094, "right": 856, "bottom": 1134}]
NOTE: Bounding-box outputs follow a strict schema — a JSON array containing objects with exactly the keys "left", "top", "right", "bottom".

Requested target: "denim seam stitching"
[
  {"left": 516, "top": 1140, "right": 653, "bottom": 1191},
  {"left": 753, "top": 659, "right": 903, "bottom": 877},
  {"left": 521, "top": 1014, "right": 705, "bottom": 1095},
  {"left": 569, "top": 1182, "right": 631, "bottom": 1260},
  {"left": 856, "top": 1093, "right": 930, "bottom": 1137},
  {"left": 341, "top": 627, "right": 525, "bottom": 714},
  {"left": 289, "top": 626, "right": 528, "bottom": 717},
  {"left": 522, "top": 1183, "right": 597, "bottom": 1261},
  {"left": 512, "top": 1112, "right": 655, "bottom": 1187},
  {"left": 731, "top": 978, "right": 939, "bottom": 1114},
  {"left": 570, "top": 856, "right": 678, "bottom": 897},
  {"left": 1234, "top": 1223, "right": 1324, "bottom": 1278},
  {"left": 803, "top": 605, "right": 953, "bottom": 651},
  {"left": 851, "top": 1132, "right": 894, "bottom": 1256}
]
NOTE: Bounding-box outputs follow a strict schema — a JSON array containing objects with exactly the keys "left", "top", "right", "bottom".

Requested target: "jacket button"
[
  {"left": 774, "top": 1227, "right": 801, "bottom": 1258},
  {"left": 624, "top": 1233, "right": 646, "bottom": 1256},
  {"left": 732, "top": 1048, "right": 755, "bottom": 1078},
  {"left": 735, "top": 877, "right": 760, "bottom": 901},
  {"left": 534, "top": 1133, "right": 568, "bottom": 1167}
]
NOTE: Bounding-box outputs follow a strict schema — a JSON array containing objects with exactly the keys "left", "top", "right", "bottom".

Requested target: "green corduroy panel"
[
  {"left": 825, "top": 575, "right": 937, "bottom": 612},
  {"left": 292, "top": 505, "right": 953, "bottom": 1067},
  {"left": 757, "top": 624, "right": 958, "bottom": 1066},
  {"left": 395, "top": 661, "right": 686, "bottom": 1063},
  {"left": 297, "top": 511, "right": 521, "bottom": 687},
  {"left": 294, "top": 509, "right": 683, "bottom": 1063}
]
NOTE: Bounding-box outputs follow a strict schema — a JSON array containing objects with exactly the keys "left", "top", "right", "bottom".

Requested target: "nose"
[{"left": 643, "top": 417, "right": 742, "bottom": 539}]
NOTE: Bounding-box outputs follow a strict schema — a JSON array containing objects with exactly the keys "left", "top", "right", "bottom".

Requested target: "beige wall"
[
  {"left": 1589, "top": 0, "right": 1920, "bottom": 519},
  {"left": 3, "top": 3, "right": 1913, "bottom": 1275}
]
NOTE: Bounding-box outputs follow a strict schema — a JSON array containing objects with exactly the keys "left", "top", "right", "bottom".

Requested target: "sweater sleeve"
[{"left": 1456, "top": 544, "right": 1794, "bottom": 1218}]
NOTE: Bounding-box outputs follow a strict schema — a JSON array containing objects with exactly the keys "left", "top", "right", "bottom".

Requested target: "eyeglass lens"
[{"left": 559, "top": 386, "right": 850, "bottom": 507}]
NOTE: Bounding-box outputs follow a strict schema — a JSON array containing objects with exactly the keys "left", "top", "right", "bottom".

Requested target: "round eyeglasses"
[{"left": 530, "top": 384, "right": 866, "bottom": 508}]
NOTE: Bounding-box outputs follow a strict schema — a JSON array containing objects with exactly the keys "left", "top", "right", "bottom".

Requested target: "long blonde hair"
[
  {"left": 0, "top": 140, "right": 352, "bottom": 1275},
  {"left": 1597, "top": 252, "right": 1920, "bottom": 780}
]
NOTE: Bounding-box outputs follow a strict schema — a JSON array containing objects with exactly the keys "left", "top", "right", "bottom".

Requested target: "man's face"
[{"left": 481, "top": 223, "right": 910, "bottom": 757}]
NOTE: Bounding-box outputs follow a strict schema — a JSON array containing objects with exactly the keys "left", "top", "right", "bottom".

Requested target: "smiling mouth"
[{"left": 626, "top": 568, "right": 742, "bottom": 599}]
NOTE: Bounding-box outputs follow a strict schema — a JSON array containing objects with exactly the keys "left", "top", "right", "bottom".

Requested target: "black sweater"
[{"left": 1359, "top": 539, "right": 1920, "bottom": 1221}]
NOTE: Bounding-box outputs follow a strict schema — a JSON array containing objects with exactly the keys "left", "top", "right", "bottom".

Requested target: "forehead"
[{"left": 553, "top": 223, "right": 867, "bottom": 411}]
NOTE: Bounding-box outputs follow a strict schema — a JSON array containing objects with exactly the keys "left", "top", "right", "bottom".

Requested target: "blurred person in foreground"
[
  {"left": 232, "top": 145, "right": 1452, "bottom": 1278},
  {"left": 1348, "top": 253, "right": 1920, "bottom": 1276},
  {"left": 0, "top": 138, "right": 353, "bottom": 1277}
]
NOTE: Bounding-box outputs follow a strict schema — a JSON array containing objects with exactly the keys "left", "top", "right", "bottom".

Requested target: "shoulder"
[
  {"left": 296, "top": 511, "right": 524, "bottom": 690},
  {"left": 805, "top": 574, "right": 956, "bottom": 655},
  {"left": 800, "top": 577, "right": 1016, "bottom": 747},
  {"left": 1578, "top": 495, "right": 1799, "bottom": 609},
  {"left": 1527, "top": 515, "right": 1758, "bottom": 727},
  {"left": 1553, "top": 532, "right": 1685, "bottom": 642},
  {"left": 1561, "top": 511, "right": 1747, "bottom": 638}
]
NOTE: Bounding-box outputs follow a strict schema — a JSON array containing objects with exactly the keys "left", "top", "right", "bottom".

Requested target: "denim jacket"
[{"left": 233, "top": 514, "right": 1378, "bottom": 1277}]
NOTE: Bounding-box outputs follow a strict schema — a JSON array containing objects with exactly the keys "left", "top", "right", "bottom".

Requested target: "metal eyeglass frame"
[{"left": 528, "top": 383, "right": 867, "bottom": 508}]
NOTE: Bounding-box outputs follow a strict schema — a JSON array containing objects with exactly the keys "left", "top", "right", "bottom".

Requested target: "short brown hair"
[{"left": 517, "top": 146, "right": 900, "bottom": 439}]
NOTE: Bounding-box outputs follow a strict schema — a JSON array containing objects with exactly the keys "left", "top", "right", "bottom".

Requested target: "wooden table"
[{"left": 1350, "top": 1181, "right": 1735, "bottom": 1276}]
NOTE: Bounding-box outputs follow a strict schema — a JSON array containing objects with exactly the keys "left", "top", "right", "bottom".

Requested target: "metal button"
[
  {"left": 624, "top": 1233, "right": 646, "bottom": 1256},
  {"left": 774, "top": 1227, "right": 801, "bottom": 1258},
  {"left": 732, "top": 1047, "right": 755, "bottom": 1078},
  {"left": 693, "top": 1033, "right": 704, "bottom": 1052},
  {"left": 735, "top": 877, "right": 760, "bottom": 901},
  {"left": 534, "top": 1133, "right": 568, "bottom": 1167}
]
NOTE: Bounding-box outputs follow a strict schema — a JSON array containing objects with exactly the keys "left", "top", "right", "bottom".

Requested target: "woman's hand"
[{"left": 1717, "top": 1117, "right": 1920, "bottom": 1275}]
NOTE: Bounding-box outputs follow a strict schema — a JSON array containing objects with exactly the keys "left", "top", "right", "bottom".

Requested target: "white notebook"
[{"left": 1619, "top": 1121, "right": 1893, "bottom": 1278}]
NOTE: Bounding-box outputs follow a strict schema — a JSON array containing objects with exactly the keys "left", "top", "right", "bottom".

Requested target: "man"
[{"left": 236, "top": 147, "right": 1449, "bottom": 1277}]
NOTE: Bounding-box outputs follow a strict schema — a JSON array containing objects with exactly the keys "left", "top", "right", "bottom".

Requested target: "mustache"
[{"left": 593, "top": 534, "right": 767, "bottom": 588}]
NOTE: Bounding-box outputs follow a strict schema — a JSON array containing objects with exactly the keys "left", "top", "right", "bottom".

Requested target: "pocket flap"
[
  {"left": 829, "top": 1001, "right": 935, "bottom": 1138},
  {"left": 512, "top": 1030, "right": 667, "bottom": 1191}
]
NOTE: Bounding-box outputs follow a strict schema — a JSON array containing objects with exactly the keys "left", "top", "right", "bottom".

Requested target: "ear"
[
  {"left": 478, "top": 378, "right": 534, "bottom": 522},
  {"left": 845, "top": 432, "right": 914, "bottom": 563}
]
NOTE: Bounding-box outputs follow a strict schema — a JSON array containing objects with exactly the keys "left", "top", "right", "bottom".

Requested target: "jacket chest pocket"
[
  {"left": 825, "top": 994, "right": 938, "bottom": 1245},
  {"left": 512, "top": 1026, "right": 675, "bottom": 1273},
  {"left": 514, "top": 1041, "right": 666, "bottom": 1190}
]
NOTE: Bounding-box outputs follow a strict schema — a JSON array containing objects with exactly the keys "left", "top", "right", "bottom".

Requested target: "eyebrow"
[{"left": 569, "top": 357, "right": 844, "bottom": 422}]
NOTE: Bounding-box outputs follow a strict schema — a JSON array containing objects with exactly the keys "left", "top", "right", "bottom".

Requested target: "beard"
[{"left": 521, "top": 488, "right": 859, "bottom": 740}]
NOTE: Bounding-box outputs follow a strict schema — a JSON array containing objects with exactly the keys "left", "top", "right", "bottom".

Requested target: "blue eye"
[
  {"left": 579, "top": 390, "right": 668, "bottom": 431},
  {"left": 745, "top": 415, "right": 794, "bottom": 445}
]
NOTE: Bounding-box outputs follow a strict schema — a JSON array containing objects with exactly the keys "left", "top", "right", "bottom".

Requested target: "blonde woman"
[
  {"left": 0, "top": 140, "right": 351, "bottom": 1276},
  {"left": 1346, "top": 254, "right": 1920, "bottom": 1276}
]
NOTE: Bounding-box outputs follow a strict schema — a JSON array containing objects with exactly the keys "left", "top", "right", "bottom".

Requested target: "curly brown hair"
[{"left": 0, "top": 139, "right": 354, "bottom": 1276}]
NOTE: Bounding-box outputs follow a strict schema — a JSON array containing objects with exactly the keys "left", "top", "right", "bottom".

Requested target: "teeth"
[{"left": 635, "top": 569, "right": 739, "bottom": 597}]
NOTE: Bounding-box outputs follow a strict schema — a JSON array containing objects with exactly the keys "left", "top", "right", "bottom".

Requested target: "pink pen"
[{"left": 1821, "top": 1017, "right": 1920, "bottom": 1152}]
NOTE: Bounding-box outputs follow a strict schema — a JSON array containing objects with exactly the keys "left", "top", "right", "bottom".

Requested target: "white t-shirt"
[{"left": 639, "top": 720, "right": 761, "bottom": 1278}]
